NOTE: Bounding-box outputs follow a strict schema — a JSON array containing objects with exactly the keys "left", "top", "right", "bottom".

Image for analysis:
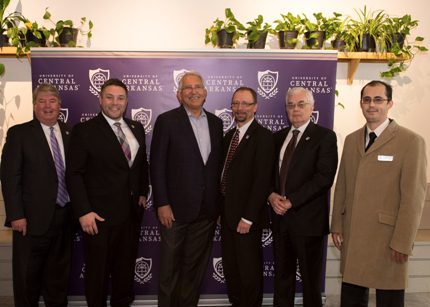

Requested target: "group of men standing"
[{"left": 1, "top": 71, "right": 426, "bottom": 307}]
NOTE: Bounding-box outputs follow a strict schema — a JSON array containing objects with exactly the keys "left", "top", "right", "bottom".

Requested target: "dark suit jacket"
[
  {"left": 1, "top": 119, "right": 71, "bottom": 235},
  {"left": 150, "top": 105, "right": 223, "bottom": 223},
  {"left": 273, "top": 122, "right": 338, "bottom": 236},
  {"left": 222, "top": 120, "right": 275, "bottom": 230},
  {"left": 66, "top": 113, "right": 149, "bottom": 225}
]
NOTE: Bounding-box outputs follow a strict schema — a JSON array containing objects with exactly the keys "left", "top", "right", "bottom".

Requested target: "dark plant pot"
[
  {"left": 359, "top": 33, "right": 376, "bottom": 52},
  {"left": 58, "top": 27, "right": 78, "bottom": 47},
  {"left": 278, "top": 30, "right": 299, "bottom": 49},
  {"left": 26, "top": 30, "right": 47, "bottom": 47},
  {"left": 331, "top": 37, "right": 346, "bottom": 51},
  {"left": 247, "top": 31, "right": 268, "bottom": 49},
  {"left": 386, "top": 33, "right": 405, "bottom": 51},
  {"left": 0, "top": 32, "right": 10, "bottom": 47},
  {"left": 216, "top": 29, "right": 234, "bottom": 48},
  {"left": 305, "top": 31, "right": 326, "bottom": 49}
]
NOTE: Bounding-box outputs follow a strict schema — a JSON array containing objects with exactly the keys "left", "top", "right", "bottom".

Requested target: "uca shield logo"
[
  {"left": 173, "top": 69, "right": 190, "bottom": 92},
  {"left": 134, "top": 257, "right": 153, "bottom": 284},
  {"left": 89, "top": 68, "right": 110, "bottom": 96},
  {"left": 257, "top": 70, "right": 279, "bottom": 100},
  {"left": 215, "top": 108, "right": 234, "bottom": 133},
  {"left": 311, "top": 111, "right": 320, "bottom": 123},
  {"left": 131, "top": 107, "right": 152, "bottom": 134},
  {"left": 261, "top": 228, "right": 273, "bottom": 247},
  {"left": 212, "top": 257, "right": 225, "bottom": 283},
  {"left": 59, "top": 108, "right": 69, "bottom": 123}
]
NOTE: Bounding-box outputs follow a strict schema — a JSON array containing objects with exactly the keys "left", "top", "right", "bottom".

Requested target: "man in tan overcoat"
[{"left": 331, "top": 80, "right": 427, "bottom": 307}]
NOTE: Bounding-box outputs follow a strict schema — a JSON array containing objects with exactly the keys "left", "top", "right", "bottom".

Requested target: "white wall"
[{"left": 2, "top": 0, "right": 430, "bottom": 178}]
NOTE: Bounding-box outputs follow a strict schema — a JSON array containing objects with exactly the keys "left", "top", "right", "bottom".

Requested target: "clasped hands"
[{"left": 268, "top": 192, "right": 292, "bottom": 215}]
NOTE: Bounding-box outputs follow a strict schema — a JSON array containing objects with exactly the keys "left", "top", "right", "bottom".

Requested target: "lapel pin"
[
  {"left": 245, "top": 135, "right": 250, "bottom": 139},
  {"left": 66, "top": 131, "right": 70, "bottom": 135},
  {"left": 131, "top": 124, "right": 135, "bottom": 129},
  {"left": 305, "top": 136, "right": 310, "bottom": 141}
]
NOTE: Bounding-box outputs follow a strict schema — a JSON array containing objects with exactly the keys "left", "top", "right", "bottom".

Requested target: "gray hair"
[
  {"left": 33, "top": 83, "right": 61, "bottom": 105},
  {"left": 177, "top": 71, "right": 205, "bottom": 91},
  {"left": 286, "top": 87, "right": 315, "bottom": 106}
]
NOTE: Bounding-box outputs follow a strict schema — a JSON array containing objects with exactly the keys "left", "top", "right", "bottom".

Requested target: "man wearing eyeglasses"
[
  {"left": 331, "top": 80, "right": 427, "bottom": 307},
  {"left": 220, "top": 87, "right": 275, "bottom": 307},
  {"left": 268, "top": 87, "right": 338, "bottom": 307},
  {"left": 150, "top": 71, "right": 223, "bottom": 307}
]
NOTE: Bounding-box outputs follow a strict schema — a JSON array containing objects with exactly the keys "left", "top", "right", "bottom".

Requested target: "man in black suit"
[
  {"left": 66, "top": 78, "right": 149, "bottom": 307},
  {"left": 220, "top": 87, "right": 275, "bottom": 307},
  {"left": 150, "top": 71, "right": 223, "bottom": 307},
  {"left": 268, "top": 87, "right": 338, "bottom": 307},
  {"left": 1, "top": 83, "right": 73, "bottom": 306}
]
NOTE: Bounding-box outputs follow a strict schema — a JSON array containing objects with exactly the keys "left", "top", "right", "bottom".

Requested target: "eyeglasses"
[
  {"left": 286, "top": 102, "right": 310, "bottom": 110},
  {"left": 231, "top": 101, "right": 256, "bottom": 108},
  {"left": 181, "top": 85, "right": 205, "bottom": 92},
  {"left": 361, "top": 97, "right": 389, "bottom": 105}
]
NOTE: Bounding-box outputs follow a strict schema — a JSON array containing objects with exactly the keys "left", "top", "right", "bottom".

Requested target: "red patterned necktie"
[
  {"left": 279, "top": 129, "right": 300, "bottom": 196},
  {"left": 220, "top": 129, "right": 240, "bottom": 195}
]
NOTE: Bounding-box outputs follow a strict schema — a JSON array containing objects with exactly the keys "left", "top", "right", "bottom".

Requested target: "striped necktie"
[
  {"left": 114, "top": 122, "right": 132, "bottom": 165},
  {"left": 50, "top": 127, "right": 69, "bottom": 206}
]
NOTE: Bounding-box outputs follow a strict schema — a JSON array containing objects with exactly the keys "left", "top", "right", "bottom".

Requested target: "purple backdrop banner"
[{"left": 31, "top": 49, "right": 338, "bottom": 300}]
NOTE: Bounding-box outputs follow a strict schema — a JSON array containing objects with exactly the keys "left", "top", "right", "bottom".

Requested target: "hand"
[
  {"left": 332, "top": 232, "right": 343, "bottom": 250},
  {"left": 138, "top": 196, "right": 147, "bottom": 208},
  {"left": 390, "top": 248, "right": 408, "bottom": 264},
  {"left": 11, "top": 218, "right": 27, "bottom": 236},
  {"left": 79, "top": 212, "right": 105, "bottom": 235},
  {"left": 157, "top": 205, "right": 175, "bottom": 229},
  {"left": 236, "top": 219, "right": 251, "bottom": 234},
  {"left": 268, "top": 192, "right": 291, "bottom": 215}
]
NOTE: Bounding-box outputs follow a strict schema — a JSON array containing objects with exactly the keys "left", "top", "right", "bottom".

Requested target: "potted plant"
[
  {"left": 205, "top": 8, "right": 245, "bottom": 48},
  {"left": 1, "top": 0, "right": 25, "bottom": 47},
  {"left": 272, "top": 12, "right": 302, "bottom": 49},
  {"left": 43, "top": 8, "right": 93, "bottom": 47},
  {"left": 245, "top": 14, "right": 271, "bottom": 49},
  {"left": 300, "top": 13, "right": 328, "bottom": 49},
  {"left": 324, "top": 12, "right": 349, "bottom": 51},
  {"left": 349, "top": 6, "right": 386, "bottom": 52},
  {"left": 380, "top": 16, "right": 427, "bottom": 78}
]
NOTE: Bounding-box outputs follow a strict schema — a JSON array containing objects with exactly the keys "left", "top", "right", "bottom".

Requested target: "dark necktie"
[
  {"left": 114, "top": 122, "right": 132, "bottom": 166},
  {"left": 365, "top": 132, "right": 377, "bottom": 152},
  {"left": 220, "top": 129, "right": 240, "bottom": 195},
  {"left": 50, "top": 127, "right": 69, "bottom": 206},
  {"left": 279, "top": 129, "right": 300, "bottom": 196}
]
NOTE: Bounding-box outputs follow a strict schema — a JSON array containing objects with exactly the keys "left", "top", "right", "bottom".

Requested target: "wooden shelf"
[
  {"left": 0, "top": 48, "right": 409, "bottom": 85},
  {"left": 337, "top": 52, "right": 409, "bottom": 84}
]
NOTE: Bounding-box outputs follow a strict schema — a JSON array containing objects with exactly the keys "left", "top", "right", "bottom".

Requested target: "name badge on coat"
[{"left": 378, "top": 155, "right": 394, "bottom": 162}]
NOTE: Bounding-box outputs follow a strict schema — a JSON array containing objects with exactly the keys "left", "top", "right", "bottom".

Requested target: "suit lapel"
[
  {"left": 30, "top": 119, "right": 56, "bottom": 172},
  {"left": 124, "top": 117, "right": 146, "bottom": 168},
  {"left": 365, "top": 120, "right": 397, "bottom": 155},
  {"left": 95, "top": 113, "right": 130, "bottom": 167},
  {"left": 232, "top": 120, "right": 258, "bottom": 161}
]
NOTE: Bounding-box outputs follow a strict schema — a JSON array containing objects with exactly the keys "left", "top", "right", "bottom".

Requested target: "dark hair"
[
  {"left": 100, "top": 78, "right": 128, "bottom": 97},
  {"left": 232, "top": 86, "right": 258, "bottom": 104},
  {"left": 360, "top": 80, "right": 393, "bottom": 101},
  {"left": 33, "top": 83, "right": 61, "bottom": 105}
]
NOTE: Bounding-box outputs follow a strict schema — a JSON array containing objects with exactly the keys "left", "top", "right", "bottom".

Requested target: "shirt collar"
[
  {"left": 367, "top": 118, "right": 390, "bottom": 137},
  {"left": 236, "top": 117, "right": 254, "bottom": 134},
  {"left": 291, "top": 119, "right": 311, "bottom": 134},
  {"left": 184, "top": 106, "right": 206, "bottom": 119},
  {"left": 102, "top": 112, "right": 125, "bottom": 127}
]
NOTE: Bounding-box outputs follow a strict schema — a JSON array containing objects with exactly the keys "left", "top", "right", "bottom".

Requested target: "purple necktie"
[
  {"left": 221, "top": 129, "right": 240, "bottom": 195},
  {"left": 114, "top": 122, "right": 132, "bottom": 166},
  {"left": 50, "top": 127, "right": 69, "bottom": 206}
]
